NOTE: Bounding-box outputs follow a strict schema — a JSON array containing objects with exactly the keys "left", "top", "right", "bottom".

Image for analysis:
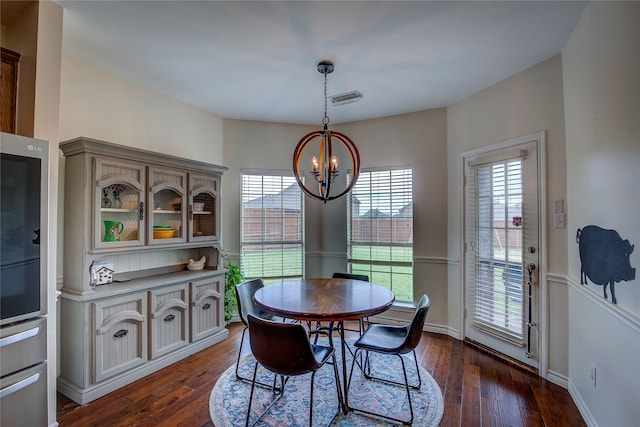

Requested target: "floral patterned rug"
[{"left": 210, "top": 344, "right": 444, "bottom": 427}]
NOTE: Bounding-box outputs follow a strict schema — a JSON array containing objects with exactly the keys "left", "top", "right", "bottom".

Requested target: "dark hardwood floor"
[{"left": 57, "top": 322, "right": 586, "bottom": 426}]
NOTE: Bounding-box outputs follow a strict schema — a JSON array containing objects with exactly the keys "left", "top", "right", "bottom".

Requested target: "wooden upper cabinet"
[
  {"left": 94, "top": 156, "right": 146, "bottom": 249},
  {"left": 189, "top": 173, "right": 220, "bottom": 242},
  {"left": 149, "top": 167, "right": 188, "bottom": 245},
  {"left": 1, "top": 48, "right": 20, "bottom": 133}
]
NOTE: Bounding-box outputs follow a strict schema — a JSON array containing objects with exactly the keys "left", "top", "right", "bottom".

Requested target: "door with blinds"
[{"left": 464, "top": 137, "right": 541, "bottom": 368}]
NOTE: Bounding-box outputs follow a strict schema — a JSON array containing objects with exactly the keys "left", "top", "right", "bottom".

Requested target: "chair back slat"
[
  {"left": 332, "top": 272, "right": 370, "bottom": 282},
  {"left": 235, "top": 279, "right": 270, "bottom": 326},
  {"left": 247, "top": 314, "right": 321, "bottom": 377},
  {"left": 400, "top": 294, "right": 430, "bottom": 353}
]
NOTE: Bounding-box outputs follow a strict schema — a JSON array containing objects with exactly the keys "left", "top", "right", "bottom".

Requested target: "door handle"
[{"left": 526, "top": 263, "right": 536, "bottom": 273}]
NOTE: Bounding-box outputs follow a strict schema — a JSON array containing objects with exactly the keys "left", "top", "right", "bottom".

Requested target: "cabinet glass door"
[
  {"left": 149, "top": 168, "right": 187, "bottom": 245},
  {"left": 189, "top": 173, "right": 220, "bottom": 242},
  {"left": 95, "top": 158, "right": 145, "bottom": 248}
]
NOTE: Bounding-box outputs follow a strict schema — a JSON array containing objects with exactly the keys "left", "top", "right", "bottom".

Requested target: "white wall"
[
  {"left": 59, "top": 56, "right": 224, "bottom": 161},
  {"left": 562, "top": 2, "right": 640, "bottom": 425},
  {"left": 58, "top": 56, "right": 225, "bottom": 275},
  {"left": 447, "top": 55, "right": 569, "bottom": 378}
]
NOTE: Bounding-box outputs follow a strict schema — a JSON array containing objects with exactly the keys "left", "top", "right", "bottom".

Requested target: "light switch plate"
[{"left": 554, "top": 213, "right": 565, "bottom": 229}]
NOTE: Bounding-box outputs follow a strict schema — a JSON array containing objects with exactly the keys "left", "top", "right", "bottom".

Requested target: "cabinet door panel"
[
  {"left": 94, "top": 157, "right": 146, "bottom": 249},
  {"left": 149, "top": 283, "right": 189, "bottom": 358},
  {"left": 93, "top": 293, "right": 147, "bottom": 383},
  {"left": 189, "top": 173, "right": 220, "bottom": 242},
  {"left": 190, "top": 275, "right": 224, "bottom": 342},
  {"left": 149, "top": 167, "right": 187, "bottom": 245}
]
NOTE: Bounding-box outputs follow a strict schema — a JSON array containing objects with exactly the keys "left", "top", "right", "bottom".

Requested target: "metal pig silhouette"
[{"left": 576, "top": 225, "right": 636, "bottom": 304}]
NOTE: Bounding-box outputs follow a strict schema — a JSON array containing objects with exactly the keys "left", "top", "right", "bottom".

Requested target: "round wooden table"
[{"left": 253, "top": 278, "right": 395, "bottom": 413}]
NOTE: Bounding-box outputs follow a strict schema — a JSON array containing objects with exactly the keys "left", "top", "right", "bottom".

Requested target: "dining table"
[{"left": 253, "top": 277, "right": 395, "bottom": 413}]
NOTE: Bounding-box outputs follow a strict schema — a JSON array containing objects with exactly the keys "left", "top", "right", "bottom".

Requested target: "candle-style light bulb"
[
  {"left": 312, "top": 156, "right": 318, "bottom": 172},
  {"left": 331, "top": 156, "right": 338, "bottom": 170}
]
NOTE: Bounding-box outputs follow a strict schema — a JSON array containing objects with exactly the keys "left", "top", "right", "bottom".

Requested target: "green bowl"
[{"left": 153, "top": 225, "right": 171, "bottom": 229}]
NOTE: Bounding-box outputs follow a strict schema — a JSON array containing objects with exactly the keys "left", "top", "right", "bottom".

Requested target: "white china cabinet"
[{"left": 58, "top": 137, "right": 228, "bottom": 404}]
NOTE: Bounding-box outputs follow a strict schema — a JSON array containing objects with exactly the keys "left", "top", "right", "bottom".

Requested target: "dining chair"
[
  {"left": 245, "top": 314, "right": 342, "bottom": 427},
  {"left": 346, "top": 294, "right": 430, "bottom": 425},
  {"left": 234, "top": 278, "right": 292, "bottom": 387}
]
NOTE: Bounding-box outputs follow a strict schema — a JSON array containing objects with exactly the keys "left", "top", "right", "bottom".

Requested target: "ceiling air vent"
[{"left": 330, "top": 91, "right": 362, "bottom": 106}]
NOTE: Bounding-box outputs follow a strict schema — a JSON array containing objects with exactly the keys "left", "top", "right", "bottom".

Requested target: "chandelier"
[{"left": 293, "top": 61, "right": 360, "bottom": 203}]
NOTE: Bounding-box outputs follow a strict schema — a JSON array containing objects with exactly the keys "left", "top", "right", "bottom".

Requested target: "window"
[
  {"left": 348, "top": 167, "right": 413, "bottom": 302},
  {"left": 241, "top": 172, "right": 304, "bottom": 283}
]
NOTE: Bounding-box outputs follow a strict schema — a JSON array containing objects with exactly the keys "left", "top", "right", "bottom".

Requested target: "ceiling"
[{"left": 56, "top": 1, "right": 587, "bottom": 125}]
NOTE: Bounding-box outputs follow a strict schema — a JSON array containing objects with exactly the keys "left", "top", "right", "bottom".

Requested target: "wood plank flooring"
[{"left": 57, "top": 322, "right": 586, "bottom": 426}]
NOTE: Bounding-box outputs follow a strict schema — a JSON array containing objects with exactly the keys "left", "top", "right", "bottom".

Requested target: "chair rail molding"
[{"left": 567, "top": 275, "right": 640, "bottom": 333}]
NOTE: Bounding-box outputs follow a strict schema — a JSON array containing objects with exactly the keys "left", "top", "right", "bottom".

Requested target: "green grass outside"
[{"left": 241, "top": 244, "right": 414, "bottom": 302}]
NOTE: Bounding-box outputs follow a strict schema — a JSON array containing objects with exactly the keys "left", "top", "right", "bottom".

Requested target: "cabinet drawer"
[
  {"left": 190, "top": 276, "right": 223, "bottom": 342},
  {"left": 93, "top": 293, "right": 147, "bottom": 383},
  {"left": 1, "top": 363, "right": 47, "bottom": 427},
  {"left": 149, "top": 283, "right": 189, "bottom": 359},
  {"left": 0, "top": 317, "right": 46, "bottom": 377}
]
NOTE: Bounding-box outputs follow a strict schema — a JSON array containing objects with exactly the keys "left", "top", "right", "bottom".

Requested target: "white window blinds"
[
  {"left": 466, "top": 158, "right": 526, "bottom": 342},
  {"left": 241, "top": 173, "right": 304, "bottom": 282},
  {"left": 347, "top": 168, "right": 413, "bottom": 302}
]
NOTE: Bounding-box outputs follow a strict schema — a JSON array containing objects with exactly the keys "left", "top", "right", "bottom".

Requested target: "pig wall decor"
[{"left": 576, "top": 225, "right": 636, "bottom": 304}]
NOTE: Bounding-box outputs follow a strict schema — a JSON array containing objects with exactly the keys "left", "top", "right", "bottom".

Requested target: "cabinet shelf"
[
  {"left": 101, "top": 208, "right": 136, "bottom": 213},
  {"left": 153, "top": 210, "right": 180, "bottom": 214}
]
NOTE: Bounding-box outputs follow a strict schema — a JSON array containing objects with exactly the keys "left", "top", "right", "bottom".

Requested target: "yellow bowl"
[{"left": 153, "top": 229, "right": 176, "bottom": 239}]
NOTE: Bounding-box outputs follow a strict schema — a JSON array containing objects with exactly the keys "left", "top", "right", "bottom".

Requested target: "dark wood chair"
[
  {"left": 245, "top": 314, "right": 342, "bottom": 427},
  {"left": 346, "top": 294, "right": 430, "bottom": 425},
  {"left": 234, "top": 278, "right": 292, "bottom": 387}
]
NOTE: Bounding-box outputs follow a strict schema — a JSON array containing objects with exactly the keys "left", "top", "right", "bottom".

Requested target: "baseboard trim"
[
  {"left": 545, "top": 369, "right": 569, "bottom": 389},
  {"left": 568, "top": 379, "right": 597, "bottom": 427}
]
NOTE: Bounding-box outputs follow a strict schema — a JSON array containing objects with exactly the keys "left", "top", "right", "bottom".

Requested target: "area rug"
[{"left": 210, "top": 345, "right": 444, "bottom": 426}]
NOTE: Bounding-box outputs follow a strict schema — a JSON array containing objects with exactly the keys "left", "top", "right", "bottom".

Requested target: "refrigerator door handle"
[
  {"left": 0, "top": 326, "right": 40, "bottom": 348},
  {"left": 0, "top": 372, "right": 40, "bottom": 399}
]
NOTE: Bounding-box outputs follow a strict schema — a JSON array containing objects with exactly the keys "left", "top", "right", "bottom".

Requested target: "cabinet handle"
[
  {"left": 189, "top": 204, "right": 193, "bottom": 221},
  {"left": 113, "top": 329, "right": 128, "bottom": 339},
  {"left": 139, "top": 202, "right": 145, "bottom": 220},
  {"left": 164, "top": 314, "right": 175, "bottom": 322},
  {"left": 202, "top": 303, "right": 211, "bottom": 310}
]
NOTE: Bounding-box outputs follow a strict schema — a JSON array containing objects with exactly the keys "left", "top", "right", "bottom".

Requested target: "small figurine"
[{"left": 187, "top": 256, "right": 206, "bottom": 270}]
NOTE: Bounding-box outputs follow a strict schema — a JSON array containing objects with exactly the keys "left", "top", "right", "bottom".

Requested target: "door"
[{"left": 464, "top": 136, "right": 541, "bottom": 368}]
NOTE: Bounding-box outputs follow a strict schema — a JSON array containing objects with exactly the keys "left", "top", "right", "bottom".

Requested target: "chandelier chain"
[{"left": 322, "top": 71, "right": 329, "bottom": 127}]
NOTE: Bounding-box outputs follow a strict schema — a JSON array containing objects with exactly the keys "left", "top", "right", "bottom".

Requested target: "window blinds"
[
  {"left": 466, "top": 159, "right": 526, "bottom": 342},
  {"left": 241, "top": 173, "right": 304, "bottom": 282},
  {"left": 347, "top": 168, "right": 413, "bottom": 302}
]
